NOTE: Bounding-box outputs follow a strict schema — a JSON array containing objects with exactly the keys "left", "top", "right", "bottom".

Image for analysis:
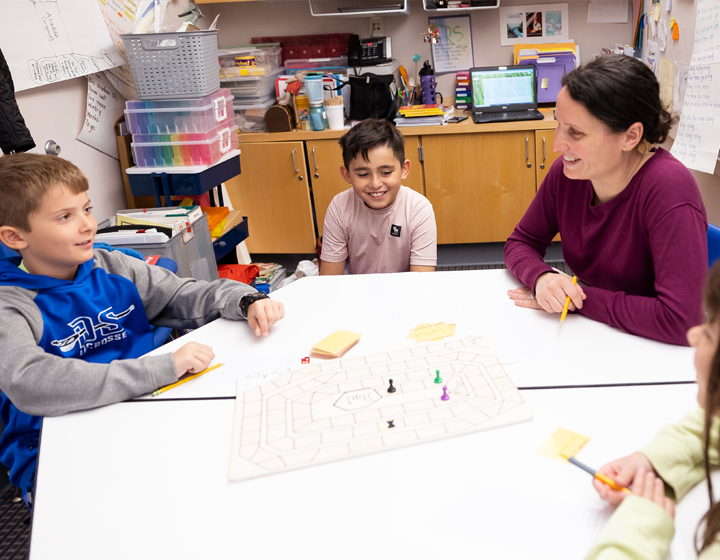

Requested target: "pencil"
[
  {"left": 561, "top": 454, "right": 632, "bottom": 494},
  {"left": 151, "top": 362, "right": 224, "bottom": 397},
  {"left": 560, "top": 276, "right": 578, "bottom": 326}
]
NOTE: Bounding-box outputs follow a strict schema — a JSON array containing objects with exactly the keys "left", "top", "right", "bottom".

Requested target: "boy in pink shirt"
[{"left": 320, "top": 119, "right": 437, "bottom": 275}]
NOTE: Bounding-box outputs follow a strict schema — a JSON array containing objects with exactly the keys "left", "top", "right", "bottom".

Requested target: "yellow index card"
[
  {"left": 311, "top": 330, "right": 362, "bottom": 359},
  {"left": 541, "top": 77, "right": 549, "bottom": 89},
  {"left": 654, "top": 4, "right": 660, "bottom": 21},
  {"left": 536, "top": 427, "right": 590, "bottom": 463},
  {"left": 407, "top": 322, "right": 457, "bottom": 343}
]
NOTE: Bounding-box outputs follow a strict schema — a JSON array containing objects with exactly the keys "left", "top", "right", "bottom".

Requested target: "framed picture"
[
  {"left": 499, "top": 3, "right": 569, "bottom": 46},
  {"left": 429, "top": 14, "right": 474, "bottom": 74}
]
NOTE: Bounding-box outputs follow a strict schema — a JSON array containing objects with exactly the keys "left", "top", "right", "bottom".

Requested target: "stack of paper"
[
  {"left": 115, "top": 206, "right": 202, "bottom": 238},
  {"left": 310, "top": 330, "right": 362, "bottom": 359}
]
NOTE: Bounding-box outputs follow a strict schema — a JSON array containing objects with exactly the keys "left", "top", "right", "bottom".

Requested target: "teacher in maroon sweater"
[{"left": 504, "top": 54, "right": 707, "bottom": 346}]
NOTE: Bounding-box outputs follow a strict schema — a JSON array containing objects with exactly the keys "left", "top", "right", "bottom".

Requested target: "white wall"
[{"left": 15, "top": 81, "right": 126, "bottom": 223}]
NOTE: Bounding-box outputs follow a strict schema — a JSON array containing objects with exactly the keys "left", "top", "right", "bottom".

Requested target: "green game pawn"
[{"left": 434, "top": 369, "right": 442, "bottom": 384}]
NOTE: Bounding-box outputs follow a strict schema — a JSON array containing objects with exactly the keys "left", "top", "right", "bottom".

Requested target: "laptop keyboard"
[{"left": 473, "top": 109, "right": 543, "bottom": 123}]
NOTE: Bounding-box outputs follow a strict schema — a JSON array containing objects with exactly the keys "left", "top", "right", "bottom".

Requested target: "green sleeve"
[
  {"left": 640, "top": 407, "right": 720, "bottom": 502},
  {"left": 584, "top": 496, "right": 674, "bottom": 560}
]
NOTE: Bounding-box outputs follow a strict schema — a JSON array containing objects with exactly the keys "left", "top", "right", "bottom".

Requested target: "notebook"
[{"left": 470, "top": 65, "right": 544, "bottom": 124}]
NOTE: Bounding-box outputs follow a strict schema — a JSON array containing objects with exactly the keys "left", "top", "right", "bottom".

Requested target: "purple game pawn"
[{"left": 441, "top": 385, "right": 449, "bottom": 401}]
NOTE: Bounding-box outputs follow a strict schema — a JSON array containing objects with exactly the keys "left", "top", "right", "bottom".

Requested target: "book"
[{"left": 399, "top": 104, "right": 445, "bottom": 116}]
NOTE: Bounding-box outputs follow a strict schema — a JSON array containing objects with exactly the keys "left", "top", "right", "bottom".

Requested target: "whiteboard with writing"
[
  {"left": 430, "top": 15, "right": 474, "bottom": 74},
  {"left": 670, "top": 64, "right": 720, "bottom": 174}
]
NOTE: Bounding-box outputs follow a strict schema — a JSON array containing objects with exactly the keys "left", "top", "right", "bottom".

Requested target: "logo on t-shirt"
[{"left": 390, "top": 225, "right": 402, "bottom": 237}]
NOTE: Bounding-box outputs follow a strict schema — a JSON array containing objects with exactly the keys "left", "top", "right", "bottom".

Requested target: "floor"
[{"left": 0, "top": 485, "right": 30, "bottom": 560}]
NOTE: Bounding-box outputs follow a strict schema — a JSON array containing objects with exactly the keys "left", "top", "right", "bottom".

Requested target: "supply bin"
[{"left": 125, "top": 89, "right": 234, "bottom": 136}]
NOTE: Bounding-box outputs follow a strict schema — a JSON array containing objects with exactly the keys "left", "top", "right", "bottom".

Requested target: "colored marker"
[
  {"left": 151, "top": 362, "right": 224, "bottom": 397},
  {"left": 561, "top": 454, "right": 632, "bottom": 494},
  {"left": 560, "top": 276, "right": 578, "bottom": 326}
]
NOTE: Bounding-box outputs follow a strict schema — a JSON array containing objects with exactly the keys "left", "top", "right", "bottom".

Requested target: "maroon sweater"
[{"left": 504, "top": 148, "right": 707, "bottom": 346}]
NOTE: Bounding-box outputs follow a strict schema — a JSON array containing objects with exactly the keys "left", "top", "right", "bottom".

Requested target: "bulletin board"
[{"left": 429, "top": 15, "right": 474, "bottom": 75}]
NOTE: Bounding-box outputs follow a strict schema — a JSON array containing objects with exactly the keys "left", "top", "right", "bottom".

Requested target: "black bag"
[{"left": 345, "top": 73, "right": 399, "bottom": 122}]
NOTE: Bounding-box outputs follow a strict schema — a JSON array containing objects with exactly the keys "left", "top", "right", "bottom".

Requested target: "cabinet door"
[
  {"left": 535, "top": 130, "right": 562, "bottom": 189},
  {"left": 423, "top": 132, "right": 536, "bottom": 244},
  {"left": 307, "top": 136, "right": 424, "bottom": 238},
  {"left": 224, "top": 142, "right": 316, "bottom": 253}
]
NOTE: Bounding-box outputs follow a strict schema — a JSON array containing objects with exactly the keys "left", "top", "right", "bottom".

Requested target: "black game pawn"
[{"left": 387, "top": 379, "right": 396, "bottom": 393}]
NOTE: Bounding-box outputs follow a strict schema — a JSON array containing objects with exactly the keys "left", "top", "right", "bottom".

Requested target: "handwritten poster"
[
  {"left": 97, "top": 0, "right": 138, "bottom": 99},
  {"left": 77, "top": 72, "right": 125, "bottom": 159},
  {"left": 499, "top": 3, "right": 569, "bottom": 46},
  {"left": 691, "top": 0, "right": 720, "bottom": 66},
  {"left": 671, "top": 64, "right": 720, "bottom": 174},
  {"left": 429, "top": 15, "right": 474, "bottom": 74},
  {"left": 0, "top": 0, "right": 124, "bottom": 91}
]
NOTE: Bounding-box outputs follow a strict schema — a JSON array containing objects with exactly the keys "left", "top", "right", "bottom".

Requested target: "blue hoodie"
[{"left": 0, "top": 253, "right": 155, "bottom": 492}]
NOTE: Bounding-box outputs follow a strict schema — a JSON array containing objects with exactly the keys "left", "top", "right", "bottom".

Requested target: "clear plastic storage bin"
[
  {"left": 234, "top": 99, "right": 275, "bottom": 132},
  {"left": 223, "top": 67, "right": 284, "bottom": 105},
  {"left": 131, "top": 126, "right": 239, "bottom": 167},
  {"left": 218, "top": 44, "right": 282, "bottom": 73},
  {"left": 125, "top": 90, "right": 233, "bottom": 136}
]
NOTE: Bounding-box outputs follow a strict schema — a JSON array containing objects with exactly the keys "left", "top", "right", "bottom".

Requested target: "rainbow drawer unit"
[{"left": 131, "top": 126, "right": 238, "bottom": 167}]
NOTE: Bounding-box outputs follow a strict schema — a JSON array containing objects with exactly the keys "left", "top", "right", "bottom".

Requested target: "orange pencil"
[{"left": 562, "top": 454, "right": 632, "bottom": 494}]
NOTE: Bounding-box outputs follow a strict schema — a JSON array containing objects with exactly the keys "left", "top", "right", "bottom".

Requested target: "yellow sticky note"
[
  {"left": 536, "top": 427, "right": 590, "bottom": 462},
  {"left": 654, "top": 4, "right": 660, "bottom": 21},
  {"left": 407, "top": 322, "right": 456, "bottom": 342},
  {"left": 312, "top": 330, "right": 362, "bottom": 356},
  {"left": 540, "top": 77, "right": 549, "bottom": 89}
]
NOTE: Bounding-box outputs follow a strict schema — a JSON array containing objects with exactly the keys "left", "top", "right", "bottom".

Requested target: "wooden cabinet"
[
  {"left": 423, "top": 131, "right": 537, "bottom": 244},
  {"left": 224, "top": 142, "right": 316, "bottom": 253},
  {"left": 535, "top": 130, "right": 562, "bottom": 189},
  {"left": 307, "top": 136, "right": 424, "bottom": 238}
]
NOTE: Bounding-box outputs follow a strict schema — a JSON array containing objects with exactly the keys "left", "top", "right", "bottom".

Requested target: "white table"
[{"left": 29, "top": 270, "right": 701, "bottom": 559}]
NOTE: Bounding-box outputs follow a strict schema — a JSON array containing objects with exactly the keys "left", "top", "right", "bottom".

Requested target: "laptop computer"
[{"left": 470, "top": 65, "right": 544, "bottom": 124}]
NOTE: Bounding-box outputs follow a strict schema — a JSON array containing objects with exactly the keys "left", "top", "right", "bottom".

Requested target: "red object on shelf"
[{"left": 252, "top": 34, "right": 352, "bottom": 64}]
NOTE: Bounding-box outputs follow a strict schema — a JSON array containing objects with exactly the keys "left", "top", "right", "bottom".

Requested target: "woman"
[{"left": 504, "top": 55, "right": 707, "bottom": 346}]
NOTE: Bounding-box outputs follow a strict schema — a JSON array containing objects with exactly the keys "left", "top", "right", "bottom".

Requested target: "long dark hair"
[
  {"left": 561, "top": 54, "right": 675, "bottom": 146},
  {"left": 697, "top": 262, "right": 720, "bottom": 553}
]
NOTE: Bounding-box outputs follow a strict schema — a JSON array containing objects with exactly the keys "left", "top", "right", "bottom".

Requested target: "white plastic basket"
[{"left": 121, "top": 30, "right": 220, "bottom": 100}]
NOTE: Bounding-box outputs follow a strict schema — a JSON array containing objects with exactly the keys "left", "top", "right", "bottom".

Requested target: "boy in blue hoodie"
[{"left": 0, "top": 153, "right": 284, "bottom": 502}]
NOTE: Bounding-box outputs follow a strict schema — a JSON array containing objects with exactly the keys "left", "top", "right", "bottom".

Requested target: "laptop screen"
[{"left": 471, "top": 66, "right": 537, "bottom": 111}]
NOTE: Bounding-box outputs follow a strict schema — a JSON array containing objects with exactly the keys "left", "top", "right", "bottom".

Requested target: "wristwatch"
[{"left": 239, "top": 292, "right": 270, "bottom": 319}]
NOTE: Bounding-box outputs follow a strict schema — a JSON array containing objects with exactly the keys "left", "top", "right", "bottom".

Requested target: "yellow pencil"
[
  {"left": 151, "top": 362, "right": 224, "bottom": 397},
  {"left": 562, "top": 454, "right": 632, "bottom": 494},
  {"left": 560, "top": 276, "right": 578, "bottom": 326}
]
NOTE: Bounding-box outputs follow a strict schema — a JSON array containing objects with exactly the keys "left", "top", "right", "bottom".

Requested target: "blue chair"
[
  {"left": 0, "top": 242, "right": 18, "bottom": 259},
  {"left": 708, "top": 224, "right": 720, "bottom": 267}
]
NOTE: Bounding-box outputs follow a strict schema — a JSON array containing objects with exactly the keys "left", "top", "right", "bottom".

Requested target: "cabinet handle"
[
  {"left": 292, "top": 149, "right": 303, "bottom": 180},
  {"left": 541, "top": 137, "right": 546, "bottom": 169},
  {"left": 312, "top": 147, "right": 319, "bottom": 178},
  {"left": 526, "top": 137, "right": 532, "bottom": 168}
]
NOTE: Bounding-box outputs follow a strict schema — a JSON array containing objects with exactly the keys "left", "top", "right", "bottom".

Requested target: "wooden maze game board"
[{"left": 229, "top": 336, "right": 533, "bottom": 482}]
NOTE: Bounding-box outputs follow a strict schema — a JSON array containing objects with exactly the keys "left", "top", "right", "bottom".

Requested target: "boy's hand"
[
  {"left": 172, "top": 342, "right": 214, "bottom": 379},
  {"left": 593, "top": 453, "right": 655, "bottom": 505},
  {"left": 633, "top": 468, "right": 675, "bottom": 519},
  {"left": 247, "top": 299, "right": 285, "bottom": 337}
]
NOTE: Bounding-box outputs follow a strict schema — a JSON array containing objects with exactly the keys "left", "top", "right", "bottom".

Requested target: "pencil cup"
[
  {"left": 325, "top": 101, "right": 345, "bottom": 130},
  {"left": 304, "top": 75, "right": 324, "bottom": 104}
]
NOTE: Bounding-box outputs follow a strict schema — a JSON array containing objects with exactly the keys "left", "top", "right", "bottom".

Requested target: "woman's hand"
[
  {"left": 507, "top": 272, "right": 586, "bottom": 313},
  {"left": 592, "top": 453, "right": 654, "bottom": 506}
]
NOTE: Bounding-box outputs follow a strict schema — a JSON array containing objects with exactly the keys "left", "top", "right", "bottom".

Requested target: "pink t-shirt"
[{"left": 321, "top": 186, "right": 437, "bottom": 274}]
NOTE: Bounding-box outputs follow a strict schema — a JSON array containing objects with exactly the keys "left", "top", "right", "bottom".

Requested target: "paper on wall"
[
  {"left": 587, "top": 0, "right": 629, "bottom": 24},
  {"left": 76, "top": 72, "right": 125, "bottom": 159},
  {"left": 658, "top": 58, "right": 674, "bottom": 110},
  {"left": 0, "top": 0, "right": 124, "bottom": 92},
  {"left": 658, "top": 18, "right": 668, "bottom": 51},
  {"left": 691, "top": 0, "right": 720, "bottom": 65},
  {"left": 96, "top": 0, "right": 138, "bottom": 98},
  {"left": 671, "top": 64, "right": 720, "bottom": 174},
  {"left": 646, "top": 40, "right": 659, "bottom": 74}
]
